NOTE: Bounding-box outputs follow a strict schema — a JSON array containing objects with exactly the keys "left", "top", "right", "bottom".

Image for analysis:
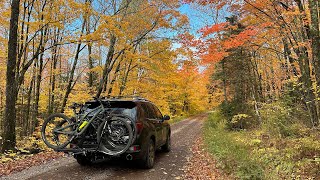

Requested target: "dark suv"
[{"left": 73, "top": 97, "right": 171, "bottom": 169}]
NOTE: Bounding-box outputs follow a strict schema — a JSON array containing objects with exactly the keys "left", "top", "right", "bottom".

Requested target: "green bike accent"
[{"left": 78, "top": 120, "right": 88, "bottom": 131}]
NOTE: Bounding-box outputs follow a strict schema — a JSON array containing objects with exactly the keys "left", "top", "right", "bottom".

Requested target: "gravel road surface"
[{"left": 2, "top": 114, "right": 206, "bottom": 180}]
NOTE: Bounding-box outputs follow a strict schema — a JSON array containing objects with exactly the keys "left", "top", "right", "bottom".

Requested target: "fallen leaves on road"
[
  {"left": 0, "top": 151, "right": 64, "bottom": 177},
  {"left": 182, "top": 137, "right": 230, "bottom": 180}
]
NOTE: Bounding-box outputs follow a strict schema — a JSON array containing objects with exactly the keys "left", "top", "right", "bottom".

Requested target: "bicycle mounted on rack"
[{"left": 41, "top": 97, "right": 137, "bottom": 156}]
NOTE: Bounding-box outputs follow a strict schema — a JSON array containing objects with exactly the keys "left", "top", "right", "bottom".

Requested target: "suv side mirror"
[{"left": 163, "top": 115, "right": 170, "bottom": 121}]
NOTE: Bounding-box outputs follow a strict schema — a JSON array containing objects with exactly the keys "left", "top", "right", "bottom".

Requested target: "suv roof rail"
[{"left": 104, "top": 96, "right": 150, "bottom": 101}]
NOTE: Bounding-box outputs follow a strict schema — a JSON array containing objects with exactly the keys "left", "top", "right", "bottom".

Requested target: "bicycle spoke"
[{"left": 52, "top": 134, "right": 60, "bottom": 146}]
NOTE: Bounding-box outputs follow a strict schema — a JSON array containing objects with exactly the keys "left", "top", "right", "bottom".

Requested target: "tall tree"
[{"left": 2, "top": 0, "right": 21, "bottom": 152}]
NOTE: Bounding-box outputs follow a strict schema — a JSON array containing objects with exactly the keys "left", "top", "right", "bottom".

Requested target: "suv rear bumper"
[{"left": 58, "top": 144, "right": 146, "bottom": 160}]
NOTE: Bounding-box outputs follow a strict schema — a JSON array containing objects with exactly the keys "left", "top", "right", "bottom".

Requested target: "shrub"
[
  {"left": 259, "top": 102, "right": 308, "bottom": 138},
  {"left": 230, "top": 114, "right": 254, "bottom": 129},
  {"left": 220, "top": 101, "right": 257, "bottom": 130}
]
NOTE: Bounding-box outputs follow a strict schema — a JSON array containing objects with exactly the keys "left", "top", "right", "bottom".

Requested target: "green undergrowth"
[{"left": 203, "top": 111, "right": 320, "bottom": 179}]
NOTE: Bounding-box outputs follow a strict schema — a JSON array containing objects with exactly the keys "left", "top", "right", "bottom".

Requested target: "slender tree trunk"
[
  {"left": 108, "top": 62, "right": 121, "bottom": 97},
  {"left": 298, "top": 52, "right": 319, "bottom": 127},
  {"left": 60, "top": 20, "right": 86, "bottom": 112},
  {"left": 60, "top": 43, "right": 85, "bottom": 112},
  {"left": 48, "top": 58, "right": 53, "bottom": 114},
  {"left": 50, "top": 57, "right": 57, "bottom": 113},
  {"left": 48, "top": 43, "right": 58, "bottom": 114},
  {"left": 86, "top": 14, "right": 95, "bottom": 88},
  {"left": 221, "top": 60, "right": 228, "bottom": 102},
  {"left": 308, "top": 1, "right": 320, "bottom": 68},
  {"left": 119, "top": 59, "right": 133, "bottom": 96},
  {"left": 283, "top": 38, "right": 298, "bottom": 77},
  {"left": 32, "top": 42, "right": 44, "bottom": 133},
  {"left": 24, "top": 73, "right": 35, "bottom": 136},
  {"left": 88, "top": 43, "right": 94, "bottom": 87},
  {"left": 0, "top": 90, "right": 3, "bottom": 132},
  {"left": 2, "top": 0, "right": 20, "bottom": 152},
  {"left": 96, "top": 35, "right": 116, "bottom": 98},
  {"left": 309, "top": 2, "right": 320, "bottom": 126}
]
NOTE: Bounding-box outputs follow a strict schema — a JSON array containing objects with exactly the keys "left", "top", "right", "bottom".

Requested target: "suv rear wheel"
[{"left": 140, "top": 139, "right": 155, "bottom": 169}]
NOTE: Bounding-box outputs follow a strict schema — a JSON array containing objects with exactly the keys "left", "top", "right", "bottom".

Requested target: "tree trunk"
[
  {"left": 309, "top": 2, "right": 320, "bottom": 119},
  {"left": 31, "top": 43, "right": 45, "bottom": 133},
  {"left": 2, "top": 0, "right": 20, "bottom": 152},
  {"left": 88, "top": 43, "right": 94, "bottom": 87},
  {"left": 48, "top": 45, "right": 58, "bottom": 114},
  {"left": 60, "top": 18, "right": 87, "bottom": 112},
  {"left": 86, "top": 15, "right": 95, "bottom": 88},
  {"left": 221, "top": 60, "right": 228, "bottom": 102},
  {"left": 298, "top": 53, "right": 319, "bottom": 127},
  {"left": 96, "top": 35, "right": 116, "bottom": 98},
  {"left": 60, "top": 43, "right": 85, "bottom": 113},
  {"left": 107, "top": 62, "right": 121, "bottom": 97},
  {"left": 24, "top": 73, "right": 35, "bottom": 136},
  {"left": 119, "top": 59, "right": 133, "bottom": 96}
]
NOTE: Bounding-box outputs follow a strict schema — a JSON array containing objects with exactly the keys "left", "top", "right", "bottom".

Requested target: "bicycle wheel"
[
  {"left": 41, "top": 113, "right": 74, "bottom": 150},
  {"left": 97, "top": 116, "right": 134, "bottom": 156},
  {"left": 111, "top": 114, "right": 137, "bottom": 143}
]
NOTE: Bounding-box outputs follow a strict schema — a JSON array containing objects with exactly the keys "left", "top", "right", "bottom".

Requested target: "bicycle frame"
[{"left": 53, "top": 103, "right": 106, "bottom": 137}]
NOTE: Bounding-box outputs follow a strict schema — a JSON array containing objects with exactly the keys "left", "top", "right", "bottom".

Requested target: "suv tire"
[{"left": 140, "top": 139, "right": 155, "bottom": 169}]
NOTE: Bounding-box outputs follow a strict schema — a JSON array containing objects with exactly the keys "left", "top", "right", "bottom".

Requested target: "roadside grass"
[
  {"left": 203, "top": 111, "right": 320, "bottom": 179},
  {"left": 204, "top": 111, "right": 264, "bottom": 179}
]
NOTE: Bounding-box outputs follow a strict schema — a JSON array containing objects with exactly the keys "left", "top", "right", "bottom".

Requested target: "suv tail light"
[
  {"left": 136, "top": 121, "right": 143, "bottom": 134},
  {"left": 129, "top": 145, "right": 141, "bottom": 152}
]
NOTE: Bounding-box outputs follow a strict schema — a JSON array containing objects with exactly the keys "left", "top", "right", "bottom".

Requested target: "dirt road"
[{"left": 2, "top": 114, "right": 206, "bottom": 180}]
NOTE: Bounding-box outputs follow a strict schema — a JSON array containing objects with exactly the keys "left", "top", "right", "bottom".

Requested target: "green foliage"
[
  {"left": 260, "top": 102, "right": 292, "bottom": 138},
  {"left": 204, "top": 110, "right": 320, "bottom": 179},
  {"left": 219, "top": 101, "right": 257, "bottom": 130},
  {"left": 231, "top": 114, "right": 253, "bottom": 130},
  {"left": 259, "top": 101, "right": 309, "bottom": 138},
  {"left": 204, "top": 111, "right": 265, "bottom": 179}
]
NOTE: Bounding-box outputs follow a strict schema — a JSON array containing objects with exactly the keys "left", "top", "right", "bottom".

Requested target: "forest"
[
  {"left": 0, "top": 0, "right": 209, "bottom": 151},
  {"left": 0, "top": 0, "right": 320, "bottom": 179}
]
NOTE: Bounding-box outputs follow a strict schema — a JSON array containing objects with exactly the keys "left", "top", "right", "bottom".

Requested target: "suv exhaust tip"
[{"left": 126, "top": 154, "right": 133, "bottom": 160}]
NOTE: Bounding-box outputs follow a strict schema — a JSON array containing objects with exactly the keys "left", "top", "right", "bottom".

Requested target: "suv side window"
[
  {"left": 152, "top": 104, "right": 163, "bottom": 119},
  {"left": 141, "top": 103, "right": 156, "bottom": 119},
  {"left": 146, "top": 103, "right": 157, "bottom": 119}
]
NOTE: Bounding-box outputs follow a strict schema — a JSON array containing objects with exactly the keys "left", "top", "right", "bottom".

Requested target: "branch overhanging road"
[{"left": 2, "top": 114, "right": 206, "bottom": 180}]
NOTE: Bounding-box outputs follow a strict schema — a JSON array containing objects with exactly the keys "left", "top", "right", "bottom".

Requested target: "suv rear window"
[{"left": 85, "top": 101, "right": 137, "bottom": 120}]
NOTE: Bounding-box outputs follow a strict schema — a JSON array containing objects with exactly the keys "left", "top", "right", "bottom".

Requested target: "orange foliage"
[{"left": 199, "top": 22, "right": 229, "bottom": 37}]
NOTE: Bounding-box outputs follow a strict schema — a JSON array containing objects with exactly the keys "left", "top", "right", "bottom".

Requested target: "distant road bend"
[{"left": 2, "top": 114, "right": 206, "bottom": 180}]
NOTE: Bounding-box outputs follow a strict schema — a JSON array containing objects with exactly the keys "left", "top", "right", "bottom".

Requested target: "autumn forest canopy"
[{"left": 0, "top": 0, "right": 320, "bottom": 176}]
